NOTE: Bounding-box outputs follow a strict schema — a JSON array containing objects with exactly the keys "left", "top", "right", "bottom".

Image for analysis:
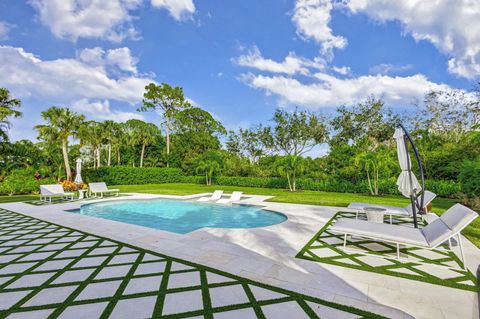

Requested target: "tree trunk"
[
  {"left": 205, "top": 172, "right": 209, "bottom": 185},
  {"left": 140, "top": 143, "right": 146, "bottom": 168},
  {"left": 62, "top": 139, "right": 71, "bottom": 181},
  {"left": 96, "top": 148, "right": 101, "bottom": 167},
  {"left": 366, "top": 166, "right": 374, "bottom": 195},
  {"left": 292, "top": 170, "right": 296, "bottom": 192},
  {"left": 107, "top": 144, "right": 112, "bottom": 166},
  {"left": 166, "top": 117, "right": 170, "bottom": 167},
  {"left": 286, "top": 173, "right": 292, "bottom": 192},
  {"left": 117, "top": 148, "right": 121, "bottom": 165}
]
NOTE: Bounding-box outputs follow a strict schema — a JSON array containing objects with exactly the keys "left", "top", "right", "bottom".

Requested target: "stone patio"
[{"left": 1, "top": 193, "right": 479, "bottom": 319}]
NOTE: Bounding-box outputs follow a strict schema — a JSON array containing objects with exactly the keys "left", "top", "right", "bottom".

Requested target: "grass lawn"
[{"left": 0, "top": 183, "right": 478, "bottom": 247}]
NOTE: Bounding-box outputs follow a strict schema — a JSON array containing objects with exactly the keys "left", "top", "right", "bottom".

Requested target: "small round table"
[
  {"left": 364, "top": 207, "right": 387, "bottom": 223},
  {"left": 78, "top": 189, "right": 88, "bottom": 200}
]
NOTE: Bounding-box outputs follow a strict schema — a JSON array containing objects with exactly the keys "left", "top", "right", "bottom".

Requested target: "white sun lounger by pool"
[
  {"left": 330, "top": 203, "right": 478, "bottom": 270},
  {"left": 198, "top": 190, "right": 223, "bottom": 202},
  {"left": 39, "top": 184, "right": 74, "bottom": 203},
  {"left": 89, "top": 182, "right": 119, "bottom": 198},
  {"left": 216, "top": 191, "right": 243, "bottom": 204},
  {"left": 348, "top": 191, "right": 437, "bottom": 220}
]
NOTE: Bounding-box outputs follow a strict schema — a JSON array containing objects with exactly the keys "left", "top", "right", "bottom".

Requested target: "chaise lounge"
[
  {"left": 330, "top": 203, "right": 478, "bottom": 270},
  {"left": 39, "top": 184, "right": 74, "bottom": 203},
  {"left": 198, "top": 190, "right": 224, "bottom": 202},
  {"left": 348, "top": 190, "right": 437, "bottom": 222},
  {"left": 89, "top": 182, "right": 119, "bottom": 198},
  {"left": 217, "top": 191, "right": 243, "bottom": 204}
]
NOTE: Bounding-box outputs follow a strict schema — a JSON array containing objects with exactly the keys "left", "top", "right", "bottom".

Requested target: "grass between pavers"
[
  {"left": 1, "top": 182, "right": 479, "bottom": 247},
  {"left": 0, "top": 209, "right": 387, "bottom": 319},
  {"left": 296, "top": 211, "right": 479, "bottom": 292}
]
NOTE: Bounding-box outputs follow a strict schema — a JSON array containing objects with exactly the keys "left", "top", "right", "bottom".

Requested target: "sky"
[{"left": 0, "top": 0, "right": 479, "bottom": 151}]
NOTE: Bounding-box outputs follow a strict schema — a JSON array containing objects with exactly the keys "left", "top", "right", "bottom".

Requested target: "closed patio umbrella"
[
  {"left": 393, "top": 128, "right": 421, "bottom": 197},
  {"left": 74, "top": 158, "right": 83, "bottom": 185}
]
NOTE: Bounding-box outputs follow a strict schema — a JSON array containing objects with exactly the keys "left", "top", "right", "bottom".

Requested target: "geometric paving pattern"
[
  {"left": 0, "top": 209, "right": 385, "bottom": 319},
  {"left": 297, "top": 212, "right": 478, "bottom": 292}
]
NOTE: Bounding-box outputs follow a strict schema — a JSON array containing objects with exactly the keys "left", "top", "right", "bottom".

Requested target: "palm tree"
[
  {"left": 79, "top": 121, "right": 104, "bottom": 168},
  {"left": 35, "top": 107, "right": 85, "bottom": 181},
  {"left": 0, "top": 88, "right": 22, "bottom": 142},
  {"left": 196, "top": 160, "right": 221, "bottom": 185},
  {"left": 126, "top": 119, "right": 160, "bottom": 167},
  {"left": 102, "top": 120, "right": 117, "bottom": 166}
]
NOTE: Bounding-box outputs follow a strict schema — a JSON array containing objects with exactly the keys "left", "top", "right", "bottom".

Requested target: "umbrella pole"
[{"left": 403, "top": 135, "right": 418, "bottom": 228}]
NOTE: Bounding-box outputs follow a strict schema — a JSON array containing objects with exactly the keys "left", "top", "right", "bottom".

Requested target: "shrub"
[
  {"left": 0, "top": 169, "right": 56, "bottom": 195},
  {"left": 83, "top": 166, "right": 184, "bottom": 185},
  {"left": 458, "top": 159, "right": 480, "bottom": 198}
]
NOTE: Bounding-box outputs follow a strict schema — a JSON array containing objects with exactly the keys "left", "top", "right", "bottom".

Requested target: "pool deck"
[{"left": 1, "top": 193, "right": 479, "bottom": 319}]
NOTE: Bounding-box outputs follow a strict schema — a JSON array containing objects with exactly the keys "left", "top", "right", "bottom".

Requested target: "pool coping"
[{"left": 1, "top": 192, "right": 479, "bottom": 319}]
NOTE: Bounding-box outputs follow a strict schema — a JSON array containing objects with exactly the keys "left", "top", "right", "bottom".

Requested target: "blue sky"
[{"left": 0, "top": 0, "right": 478, "bottom": 146}]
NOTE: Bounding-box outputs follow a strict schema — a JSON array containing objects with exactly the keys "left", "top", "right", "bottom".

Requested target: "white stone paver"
[
  {"left": 109, "top": 296, "right": 157, "bottom": 319},
  {"left": 75, "top": 280, "right": 122, "bottom": 300},
  {"left": 24, "top": 285, "right": 77, "bottom": 306},
  {"left": 123, "top": 276, "right": 162, "bottom": 295},
  {"left": 162, "top": 289, "right": 203, "bottom": 315},
  {"left": 214, "top": 307, "right": 258, "bottom": 319},
  {"left": 262, "top": 301, "right": 310, "bottom": 319},
  {"left": 209, "top": 284, "right": 249, "bottom": 308},
  {"left": 58, "top": 302, "right": 108, "bottom": 319},
  {"left": 6, "top": 309, "right": 54, "bottom": 319},
  {"left": 307, "top": 301, "right": 359, "bottom": 319},
  {"left": 53, "top": 268, "right": 95, "bottom": 284},
  {"left": 0, "top": 290, "right": 32, "bottom": 310},
  {"left": 134, "top": 261, "right": 166, "bottom": 275},
  {"left": 249, "top": 285, "right": 286, "bottom": 301},
  {"left": 167, "top": 271, "right": 200, "bottom": 289},
  {"left": 7, "top": 272, "right": 55, "bottom": 289},
  {"left": 95, "top": 265, "right": 131, "bottom": 280}
]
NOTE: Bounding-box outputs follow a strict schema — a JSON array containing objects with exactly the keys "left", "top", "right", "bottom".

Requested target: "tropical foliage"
[{"left": 0, "top": 84, "right": 478, "bottom": 208}]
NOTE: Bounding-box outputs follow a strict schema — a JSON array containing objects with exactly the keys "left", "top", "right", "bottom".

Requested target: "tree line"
[{"left": 0, "top": 83, "right": 479, "bottom": 198}]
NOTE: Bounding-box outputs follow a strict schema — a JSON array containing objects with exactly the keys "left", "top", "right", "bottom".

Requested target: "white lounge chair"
[
  {"left": 89, "top": 182, "right": 119, "bottom": 198},
  {"left": 216, "top": 191, "right": 243, "bottom": 204},
  {"left": 348, "top": 191, "right": 437, "bottom": 222},
  {"left": 331, "top": 203, "right": 478, "bottom": 270},
  {"left": 198, "top": 190, "right": 223, "bottom": 202},
  {"left": 39, "top": 184, "right": 74, "bottom": 203}
]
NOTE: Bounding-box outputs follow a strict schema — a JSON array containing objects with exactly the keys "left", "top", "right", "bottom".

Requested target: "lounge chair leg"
[
  {"left": 458, "top": 234, "right": 467, "bottom": 271},
  {"left": 343, "top": 233, "right": 347, "bottom": 250},
  {"left": 390, "top": 215, "right": 393, "bottom": 224},
  {"left": 355, "top": 211, "right": 358, "bottom": 219},
  {"left": 396, "top": 243, "right": 400, "bottom": 259},
  {"left": 448, "top": 238, "right": 452, "bottom": 250}
]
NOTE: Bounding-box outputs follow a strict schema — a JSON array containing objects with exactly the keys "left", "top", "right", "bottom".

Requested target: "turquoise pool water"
[{"left": 72, "top": 199, "right": 287, "bottom": 234}]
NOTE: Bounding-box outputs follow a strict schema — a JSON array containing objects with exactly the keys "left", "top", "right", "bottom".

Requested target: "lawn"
[{"left": 0, "top": 183, "right": 478, "bottom": 247}]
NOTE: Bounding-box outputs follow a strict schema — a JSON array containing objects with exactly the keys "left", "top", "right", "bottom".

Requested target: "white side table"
[
  {"left": 78, "top": 189, "right": 88, "bottom": 200},
  {"left": 364, "top": 207, "right": 386, "bottom": 223}
]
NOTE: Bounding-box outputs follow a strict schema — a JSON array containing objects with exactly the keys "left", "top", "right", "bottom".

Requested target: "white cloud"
[
  {"left": 29, "top": 0, "right": 196, "bottom": 42},
  {"left": 344, "top": 0, "right": 480, "bottom": 79},
  {"left": 234, "top": 46, "right": 325, "bottom": 75},
  {"left": 72, "top": 99, "right": 144, "bottom": 121},
  {"left": 78, "top": 46, "right": 141, "bottom": 74},
  {"left": 292, "top": 0, "right": 347, "bottom": 56},
  {"left": 0, "top": 45, "right": 152, "bottom": 104},
  {"left": 241, "top": 72, "right": 451, "bottom": 109},
  {"left": 332, "top": 66, "right": 350, "bottom": 75},
  {"left": 0, "top": 21, "right": 11, "bottom": 40},
  {"left": 29, "top": 0, "right": 142, "bottom": 42},
  {"left": 150, "top": 0, "right": 195, "bottom": 21},
  {"left": 368, "top": 63, "right": 413, "bottom": 75}
]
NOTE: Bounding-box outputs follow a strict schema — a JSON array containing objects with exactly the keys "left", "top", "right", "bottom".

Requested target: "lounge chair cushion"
[
  {"left": 420, "top": 219, "right": 451, "bottom": 247},
  {"left": 439, "top": 204, "right": 478, "bottom": 234},
  {"left": 331, "top": 218, "right": 428, "bottom": 247},
  {"left": 348, "top": 203, "right": 409, "bottom": 216}
]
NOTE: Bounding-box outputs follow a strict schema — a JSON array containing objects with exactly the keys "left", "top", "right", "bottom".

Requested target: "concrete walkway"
[{"left": 1, "top": 193, "right": 478, "bottom": 319}]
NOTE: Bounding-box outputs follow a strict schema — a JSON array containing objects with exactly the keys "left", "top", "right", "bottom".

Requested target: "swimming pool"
[{"left": 70, "top": 199, "right": 287, "bottom": 234}]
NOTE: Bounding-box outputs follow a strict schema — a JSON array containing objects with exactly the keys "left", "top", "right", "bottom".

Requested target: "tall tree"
[
  {"left": 101, "top": 120, "right": 117, "bottom": 166},
  {"left": 138, "top": 83, "right": 191, "bottom": 166},
  {"left": 35, "top": 107, "right": 85, "bottom": 181},
  {"left": 79, "top": 121, "right": 104, "bottom": 168},
  {"left": 125, "top": 119, "right": 160, "bottom": 167},
  {"left": 0, "top": 88, "right": 22, "bottom": 142}
]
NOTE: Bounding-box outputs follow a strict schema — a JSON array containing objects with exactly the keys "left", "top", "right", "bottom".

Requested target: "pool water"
[{"left": 71, "top": 199, "right": 287, "bottom": 234}]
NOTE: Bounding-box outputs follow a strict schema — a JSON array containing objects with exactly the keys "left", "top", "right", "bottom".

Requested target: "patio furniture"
[
  {"left": 39, "top": 184, "right": 74, "bottom": 203},
  {"left": 216, "top": 191, "right": 243, "bottom": 204},
  {"left": 364, "top": 207, "right": 387, "bottom": 223},
  {"left": 197, "top": 190, "right": 224, "bottom": 202},
  {"left": 89, "top": 182, "right": 119, "bottom": 198},
  {"left": 330, "top": 203, "right": 478, "bottom": 270},
  {"left": 78, "top": 189, "right": 88, "bottom": 200},
  {"left": 348, "top": 191, "right": 437, "bottom": 222}
]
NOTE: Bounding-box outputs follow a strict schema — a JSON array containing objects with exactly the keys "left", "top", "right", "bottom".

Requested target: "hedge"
[
  {"left": 83, "top": 166, "right": 184, "bottom": 185},
  {"left": 0, "top": 169, "right": 56, "bottom": 196}
]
